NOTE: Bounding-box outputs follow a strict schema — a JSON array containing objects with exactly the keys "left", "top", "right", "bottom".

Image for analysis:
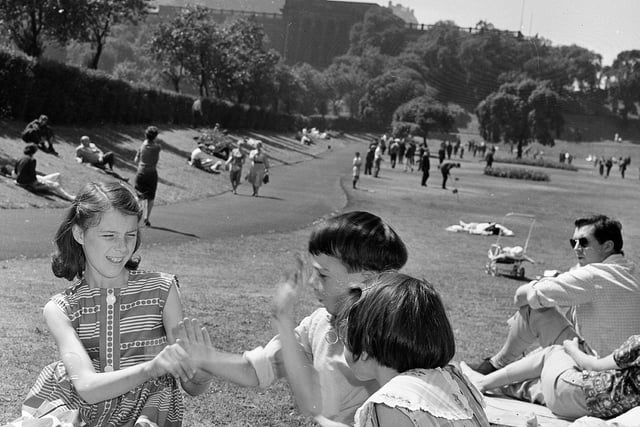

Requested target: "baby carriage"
[{"left": 486, "top": 213, "right": 536, "bottom": 279}]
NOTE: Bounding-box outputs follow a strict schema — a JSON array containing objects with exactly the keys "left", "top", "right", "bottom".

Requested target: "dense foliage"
[
  {"left": 476, "top": 79, "right": 564, "bottom": 156},
  {"left": 391, "top": 96, "right": 455, "bottom": 142},
  {"left": 484, "top": 166, "right": 550, "bottom": 181},
  {"left": 1, "top": 2, "right": 634, "bottom": 132}
]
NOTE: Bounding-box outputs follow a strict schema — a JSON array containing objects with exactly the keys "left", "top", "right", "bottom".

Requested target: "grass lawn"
[{"left": 0, "top": 131, "right": 639, "bottom": 425}]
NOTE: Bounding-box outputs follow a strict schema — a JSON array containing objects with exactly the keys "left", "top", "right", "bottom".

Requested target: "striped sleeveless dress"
[{"left": 17, "top": 271, "right": 183, "bottom": 426}]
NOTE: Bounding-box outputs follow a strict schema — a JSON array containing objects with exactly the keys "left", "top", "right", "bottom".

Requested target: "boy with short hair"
[{"left": 177, "top": 211, "right": 408, "bottom": 425}]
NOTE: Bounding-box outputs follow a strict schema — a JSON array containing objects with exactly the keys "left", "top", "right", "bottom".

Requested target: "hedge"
[
  {"left": 495, "top": 156, "right": 578, "bottom": 171},
  {"left": 0, "top": 47, "right": 368, "bottom": 132},
  {"left": 484, "top": 166, "right": 550, "bottom": 181}
]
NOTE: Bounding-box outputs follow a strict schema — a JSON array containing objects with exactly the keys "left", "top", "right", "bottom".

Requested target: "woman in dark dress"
[{"left": 134, "top": 126, "right": 161, "bottom": 226}]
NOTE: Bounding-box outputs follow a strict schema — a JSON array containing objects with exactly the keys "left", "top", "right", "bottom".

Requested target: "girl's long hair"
[{"left": 51, "top": 182, "right": 143, "bottom": 281}]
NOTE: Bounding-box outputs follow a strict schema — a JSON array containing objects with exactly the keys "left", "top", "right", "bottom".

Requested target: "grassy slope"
[
  {"left": 1, "top": 117, "right": 640, "bottom": 425},
  {"left": 0, "top": 119, "right": 330, "bottom": 209}
]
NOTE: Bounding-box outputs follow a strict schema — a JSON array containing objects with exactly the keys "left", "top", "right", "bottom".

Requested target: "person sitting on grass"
[
  {"left": 272, "top": 271, "right": 489, "bottom": 426},
  {"left": 461, "top": 335, "right": 640, "bottom": 422},
  {"left": 173, "top": 211, "right": 408, "bottom": 426},
  {"left": 189, "top": 143, "right": 225, "bottom": 174},
  {"left": 21, "top": 114, "right": 58, "bottom": 156},
  {"left": 14, "top": 143, "right": 75, "bottom": 201},
  {"left": 5, "top": 181, "right": 210, "bottom": 426},
  {"left": 75, "top": 136, "right": 129, "bottom": 182}
]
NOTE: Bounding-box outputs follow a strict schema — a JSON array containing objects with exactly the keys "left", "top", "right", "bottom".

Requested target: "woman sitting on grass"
[
  {"left": 461, "top": 335, "right": 640, "bottom": 422},
  {"left": 273, "top": 270, "right": 489, "bottom": 426},
  {"left": 14, "top": 143, "right": 75, "bottom": 201}
]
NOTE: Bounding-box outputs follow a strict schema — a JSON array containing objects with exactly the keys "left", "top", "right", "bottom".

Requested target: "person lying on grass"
[
  {"left": 272, "top": 270, "right": 489, "bottom": 427},
  {"left": 174, "top": 211, "right": 408, "bottom": 425},
  {"left": 461, "top": 335, "right": 640, "bottom": 422}
]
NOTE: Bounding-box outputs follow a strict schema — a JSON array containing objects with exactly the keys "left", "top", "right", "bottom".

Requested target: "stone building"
[{"left": 155, "top": 0, "right": 418, "bottom": 69}]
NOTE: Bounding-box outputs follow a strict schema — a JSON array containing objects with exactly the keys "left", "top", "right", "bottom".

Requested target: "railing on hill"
[
  {"left": 405, "top": 22, "right": 525, "bottom": 39},
  {"left": 154, "top": 5, "right": 282, "bottom": 20}
]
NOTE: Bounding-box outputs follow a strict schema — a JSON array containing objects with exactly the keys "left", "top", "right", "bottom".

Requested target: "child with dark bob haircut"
[
  {"left": 9, "top": 181, "right": 209, "bottom": 426},
  {"left": 308, "top": 211, "right": 408, "bottom": 273},
  {"left": 175, "top": 211, "right": 408, "bottom": 425},
  {"left": 333, "top": 272, "right": 489, "bottom": 426}
]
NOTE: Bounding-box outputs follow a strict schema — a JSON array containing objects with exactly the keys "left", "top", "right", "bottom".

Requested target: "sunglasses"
[{"left": 569, "top": 237, "right": 590, "bottom": 249}]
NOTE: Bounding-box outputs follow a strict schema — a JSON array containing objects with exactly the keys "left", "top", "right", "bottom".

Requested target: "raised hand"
[
  {"left": 174, "top": 318, "right": 213, "bottom": 367},
  {"left": 272, "top": 253, "right": 305, "bottom": 320}
]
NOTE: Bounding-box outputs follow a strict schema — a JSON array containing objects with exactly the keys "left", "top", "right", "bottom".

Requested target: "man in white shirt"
[{"left": 470, "top": 214, "right": 640, "bottom": 375}]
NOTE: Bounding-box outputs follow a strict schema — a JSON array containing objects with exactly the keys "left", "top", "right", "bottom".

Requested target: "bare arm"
[
  {"left": 163, "top": 284, "right": 211, "bottom": 396},
  {"left": 563, "top": 338, "right": 618, "bottom": 371},
  {"left": 175, "top": 318, "right": 260, "bottom": 388},
  {"left": 44, "top": 301, "right": 195, "bottom": 405},
  {"left": 271, "top": 255, "right": 322, "bottom": 416}
]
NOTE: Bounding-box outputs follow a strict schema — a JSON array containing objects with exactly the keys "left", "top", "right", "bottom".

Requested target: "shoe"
[
  {"left": 467, "top": 358, "right": 497, "bottom": 375},
  {"left": 144, "top": 219, "right": 151, "bottom": 227}
]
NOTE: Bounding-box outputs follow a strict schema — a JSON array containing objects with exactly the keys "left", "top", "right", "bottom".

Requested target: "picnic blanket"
[
  {"left": 447, "top": 221, "right": 515, "bottom": 236},
  {"left": 459, "top": 364, "right": 639, "bottom": 426},
  {"left": 484, "top": 395, "right": 640, "bottom": 426}
]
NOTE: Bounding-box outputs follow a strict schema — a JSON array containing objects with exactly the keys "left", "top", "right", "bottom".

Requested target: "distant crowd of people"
[
  {"left": 593, "top": 155, "right": 632, "bottom": 179},
  {"left": 356, "top": 134, "right": 466, "bottom": 190}
]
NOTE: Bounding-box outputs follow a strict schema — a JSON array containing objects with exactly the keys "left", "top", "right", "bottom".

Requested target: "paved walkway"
[{"left": 0, "top": 139, "right": 365, "bottom": 261}]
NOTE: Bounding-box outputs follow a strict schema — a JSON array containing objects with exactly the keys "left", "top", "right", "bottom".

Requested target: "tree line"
[{"left": 1, "top": 2, "right": 639, "bottom": 153}]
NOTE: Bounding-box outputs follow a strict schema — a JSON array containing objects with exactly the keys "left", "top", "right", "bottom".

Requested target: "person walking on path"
[
  {"left": 373, "top": 143, "right": 383, "bottom": 178},
  {"left": 247, "top": 141, "right": 270, "bottom": 197},
  {"left": 5, "top": 181, "right": 209, "bottom": 426},
  {"left": 352, "top": 151, "right": 362, "bottom": 189},
  {"left": 485, "top": 146, "right": 495, "bottom": 169},
  {"left": 364, "top": 144, "right": 375, "bottom": 175},
  {"left": 420, "top": 148, "right": 430, "bottom": 186},
  {"left": 21, "top": 114, "right": 58, "bottom": 156},
  {"left": 388, "top": 139, "right": 399, "bottom": 168},
  {"left": 134, "top": 126, "right": 161, "bottom": 227},
  {"left": 440, "top": 161, "right": 460, "bottom": 189},
  {"left": 225, "top": 145, "right": 246, "bottom": 194},
  {"left": 404, "top": 141, "right": 415, "bottom": 172},
  {"left": 438, "top": 142, "right": 446, "bottom": 165}
]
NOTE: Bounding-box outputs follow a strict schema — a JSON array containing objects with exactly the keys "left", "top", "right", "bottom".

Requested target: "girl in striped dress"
[{"left": 5, "top": 182, "right": 210, "bottom": 427}]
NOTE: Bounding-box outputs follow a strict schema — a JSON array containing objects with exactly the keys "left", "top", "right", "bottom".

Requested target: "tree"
[
  {"left": 60, "top": 0, "right": 151, "bottom": 69},
  {"left": 476, "top": 79, "right": 563, "bottom": 157},
  {"left": 528, "top": 83, "right": 564, "bottom": 145},
  {"left": 223, "top": 18, "right": 280, "bottom": 105},
  {"left": 391, "top": 96, "right": 455, "bottom": 143},
  {"left": 349, "top": 7, "right": 407, "bottom": 56},
  {"left": 605, "top": 50, "right": 640, "bottom": 120},
  {"left": 291, "top": 63, "right": 330, "bottom": 116},
  {"left": 403, "top": 21, "right": 469, "bottom": 102},
  {"left": 0, "top": 0, "right": 64, "bottom": 57},
  {"left": 148, "top": 6, "right": 229, "bottom": 98},
  {"left": 359, "top": 67, "right": 430, "bottom": 126},
  {"left": 323, "top": 55, "right": 369, "bottom": 117}
]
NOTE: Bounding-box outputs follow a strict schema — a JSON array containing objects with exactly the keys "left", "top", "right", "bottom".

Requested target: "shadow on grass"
[
  {"left": 146, "top": 225, "right": 199, "bottom": 238},
  {"left": 255, "top": 194, "right": 284, "bottom": 200}
]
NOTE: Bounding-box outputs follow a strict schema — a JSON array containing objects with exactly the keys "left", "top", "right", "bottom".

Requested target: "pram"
[{"left": 486, "top": 213, "right": 536, "bottom": 279}]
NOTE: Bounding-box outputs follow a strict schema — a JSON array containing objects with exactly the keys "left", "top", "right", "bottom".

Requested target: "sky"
[{"left": 347, "top": 0, "right": 640, "bottom": 66}]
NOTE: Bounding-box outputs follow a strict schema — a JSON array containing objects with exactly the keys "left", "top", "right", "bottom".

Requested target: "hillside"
[{"left": 0, "top": 119, "right": 336, "bottom": 209}]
